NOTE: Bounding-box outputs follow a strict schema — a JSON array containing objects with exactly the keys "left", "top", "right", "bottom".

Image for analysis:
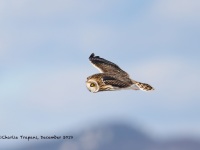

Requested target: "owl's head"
[{"left": 86, "top": 79, "right": 100, "bottom": 93}]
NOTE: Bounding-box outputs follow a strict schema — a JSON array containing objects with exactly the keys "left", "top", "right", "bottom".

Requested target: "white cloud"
[
  {"left": 0, "top": 0, "right": 75, "bottom": 18},
  {"left": 130, "top": 57, "right": 200, "bottom": 102},
  {"left": 150, "top": 0, "right": 200, "bottom": 20},
  {"left": 0, "top": 0, "right": 119, "bottom": 19},
  {"left": 18, "top": 66, "right": 91, "bottom": 111}
]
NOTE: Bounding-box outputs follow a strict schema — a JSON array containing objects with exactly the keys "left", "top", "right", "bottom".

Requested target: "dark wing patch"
[
  {"left": 89, "top": 53, "right": 129, "bottom": 76},
  {"left": 102, "top": 75, "right": 130, "bottom": 88}
]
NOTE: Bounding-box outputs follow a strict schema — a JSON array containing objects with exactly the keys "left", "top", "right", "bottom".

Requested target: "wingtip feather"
[{"left": 89, "top": 53, "right": 95, "bottom": 59}]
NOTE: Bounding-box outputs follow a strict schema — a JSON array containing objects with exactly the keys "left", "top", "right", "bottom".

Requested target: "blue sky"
[{"left": 0, "top": 0, "right": 200, "bottom": 148}]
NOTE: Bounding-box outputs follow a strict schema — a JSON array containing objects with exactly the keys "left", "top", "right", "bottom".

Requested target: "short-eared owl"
[{"left": 86, "top": 53, "right": 154, "bottom": 93}]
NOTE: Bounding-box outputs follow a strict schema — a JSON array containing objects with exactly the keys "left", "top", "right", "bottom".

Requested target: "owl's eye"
[{"left": 90, "top": 83, "right": 95, "bottom": 87}]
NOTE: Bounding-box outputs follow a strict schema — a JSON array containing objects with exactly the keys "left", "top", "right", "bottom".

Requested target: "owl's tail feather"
[
  {"left": 131, "top": 80, "right": 154, "bottom": 91},
  {"left": 136, "top": 82, "right": 154, "bottom": 91}
]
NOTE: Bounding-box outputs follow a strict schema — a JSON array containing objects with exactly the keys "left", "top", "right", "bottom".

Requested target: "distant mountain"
[{"left": 9, "top": 123, "right": 200, "bottom": 150}]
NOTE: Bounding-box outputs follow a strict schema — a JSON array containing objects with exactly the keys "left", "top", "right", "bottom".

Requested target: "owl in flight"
[{"left": 86, "top": 53, "right": 154, "bottom": 93}]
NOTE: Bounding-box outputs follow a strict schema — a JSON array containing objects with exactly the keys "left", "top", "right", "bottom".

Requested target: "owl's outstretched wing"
[
  {"left": 102, "top": 75, "right": 131, "bottom": 88},
  {"left": 89, "top": 53, "right": 129, "bottom": 77}
]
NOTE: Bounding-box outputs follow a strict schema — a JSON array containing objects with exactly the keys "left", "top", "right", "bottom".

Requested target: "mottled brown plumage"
[{"left": 86, "top": 53, "right": 154, "bottom": 93}]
